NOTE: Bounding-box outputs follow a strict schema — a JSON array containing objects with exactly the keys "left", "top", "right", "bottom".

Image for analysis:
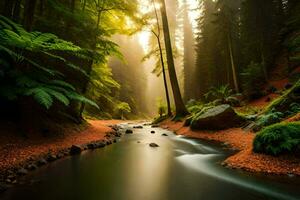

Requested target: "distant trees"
[{"left": 193, "top": 0, "right": 300, "bottom": 99}]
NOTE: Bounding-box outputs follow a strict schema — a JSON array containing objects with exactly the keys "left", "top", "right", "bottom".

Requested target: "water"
[{"left": 1, "top": 123, "right": 300, "bottom": 200}]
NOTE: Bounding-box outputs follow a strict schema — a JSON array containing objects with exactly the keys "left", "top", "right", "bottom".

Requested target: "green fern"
[
  {"left": 25, "top": 87, "right": 53, "bottom": 109},
  {"left": 253, "top": 122, "right": 300, "bottom": 156}
]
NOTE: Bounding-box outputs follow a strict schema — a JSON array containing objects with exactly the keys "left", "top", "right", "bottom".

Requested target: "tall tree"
[
  {"left": 23, "top": 0, "right": 38, "bottom": 31},
  {"left": 182, "top": 0, "right": 196, "bottom": 101},
  {"left": 151, "top": 0, "right": 172, "bottom": 116},
  {"left": 215, "top": 0, "right": 241, "bottom": 92},
  {"left": 160, "top": 0, "right": 188, "bottom": 117}
]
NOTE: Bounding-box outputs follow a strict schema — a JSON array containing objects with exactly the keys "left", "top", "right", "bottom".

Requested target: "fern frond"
[{"left": 25, "top": 87, "right": 53, "bottom": 109}]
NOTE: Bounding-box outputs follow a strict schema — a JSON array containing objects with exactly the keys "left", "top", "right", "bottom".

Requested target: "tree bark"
[
  {"left": 160, "top": 0, "right": 188, "bottom": 117},
  {"left": 227, "top": 33, "right": 239, "bottom": 93},
  {"left": 152, "top": 0, "right": 172, "bottom": 116},
  {"left": 23, "top": 0, "right": 37, "bottom": 31},
  {"left": 2, "top": 0, "right": 14, "bottom": 18},
  {"left": 12, "top": 0, "right": 21, "bottom": 21}
]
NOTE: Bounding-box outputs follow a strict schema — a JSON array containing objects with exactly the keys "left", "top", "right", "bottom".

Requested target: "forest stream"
[{"left": 1, "top": 123, "right": 300, "bottom": 200}]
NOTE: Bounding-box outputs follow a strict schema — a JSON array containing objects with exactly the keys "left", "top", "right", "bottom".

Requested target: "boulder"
[
  {"left": 149, "top": 143, "right": 159, "bottom": 147},
  {"left": 190, "top": 104, "right": 245, "bottom": 130},
  {"left": 70, "top": 145, "right": 82, "bottom": 155},
  {"left": 125, "top": 129, "right": 133, "bottom": 134}
]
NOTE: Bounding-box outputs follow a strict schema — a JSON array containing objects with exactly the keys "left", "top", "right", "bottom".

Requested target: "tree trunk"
[
  {"left": 227, "top": 33, "right": 239, "bottom": 93},
  {"left": 23, "top": 0, "right": 37, "bottom": 31},
  {"left": 157, "top": 37, "right": 172, "bottom": 116},
  {"left": 2, "top": 0, "right": 15, "bottom": 18},
  {"left": 12, "top": 0, "right": 21, "bottom": 21},
  {"left": 160, "top": 0, "right": 188, "bottom": 117},
  {"left": 152, "top": 0, "right": 172, "bottom": 116},
  {"left": 260, "top": 42, "right": 268, "bottom": 81}
]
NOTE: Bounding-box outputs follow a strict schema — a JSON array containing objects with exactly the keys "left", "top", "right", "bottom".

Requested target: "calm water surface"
[{"left": 1, "top": 123, "right": 300, "bottom": 200}]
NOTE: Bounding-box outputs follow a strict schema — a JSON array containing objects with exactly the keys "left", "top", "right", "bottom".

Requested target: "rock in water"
[
  {"left": 125, "top": 129, "right": 133, "bottom": 134},
  {"left": 149, "top": 143, "right": 159, "bottom": 147},
  {"left": 46, "top": 154, "right": 57, "bottom": 162},
  {"left": 161, "top": 133, "right": 168, "bottom": 136},
  {"left": 27, "top": 164, "right": 38, "bottom": 171},
  {"left": 151, "top": 131, "right": 155, "bottom": 134},
  {"left": 133, "top": 125, "right": 143, "bottom": 129},
  {"left": 36, "top": 158, "right": 47, "bottom": 166},
  {"left": 190, "top": 104, "right": 245, "bottom": 130},
  {"left": 17, "top": 168, "right": 28, "bottom": 176},
  {"left": 70, "top": 145, "right": 82, "bottom": 155}
]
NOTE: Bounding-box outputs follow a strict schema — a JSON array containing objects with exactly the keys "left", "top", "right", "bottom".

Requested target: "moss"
[
  {"left": 253, "top": 122, "right": 300, "bottom": 156},
  {"left": 266, "top": 79, "right": 300, "bottom": 113}
]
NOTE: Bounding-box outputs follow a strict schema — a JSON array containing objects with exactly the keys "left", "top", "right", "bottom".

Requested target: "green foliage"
[
  {"left": 256, "top": 109, "right": 284, "bottom": 127},
  {"left": 204, "top": 85, "right": 240, "bottom": 106},
  {"left": 241, "top": 62, "right": 266, "bottom": 99},
  {"left": 253, "top": 122, "right": 300, "bottom": 156},
  {"left": 157, "top": 98, "right": 167, "bottom": 117},
  {"left": 266, "top": 79, "right": 300, "bottom": 113},
  {"left": 184, "top": 104, "right": 216, "bottom": 126},
  {"left": 113, "top": 102, "right": 131, "bottom": 119},
  {"left": 0, "top": 16, "right": 98, "bottom": 110}
]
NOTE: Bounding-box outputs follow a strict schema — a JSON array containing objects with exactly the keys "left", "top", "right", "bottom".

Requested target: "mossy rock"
[
  {"left": 190, "top": 104, "right": 245, "bottom": 130},
  {"left": 266, "top": 79, "right": 300, "bottom": 113},
  {"left": 253, "top": 122, "right": 300, "bottom": 156}
]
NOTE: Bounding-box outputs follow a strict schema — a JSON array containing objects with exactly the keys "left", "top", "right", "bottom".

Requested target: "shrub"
[
  {"left": 256, "top": 109, "right": 284, "bottom": 127},
  {"left": 253, "top": 122, "right": 300, "bottom": 156},
  {"left": 156, "top": 98, "right": 167, "bottom": 117}
]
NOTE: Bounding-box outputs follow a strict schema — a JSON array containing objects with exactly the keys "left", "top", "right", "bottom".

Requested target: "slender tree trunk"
[
  {"left": 160, "top": 0, "right": 188, "bottom": 117},
  {"left": 2, "top": 0, "right": 15, "bottom": 18},
  {"left": 12, "top": 0, "right": 21, "bottom": 22},
  {"left": 227, "top": 33, "right": 239, "bottom": 93},
  {"left": 23, "top": 0, "right": 37, "bottom": 31},
  {"left": 38, "top": 0, "right": 45, "bottom": 15},
  {"left": 260, "top": 42, "right": 268, "bottom": 81},
  {"left": 157, "top": 37, "right": 172, "bottom": 116},
  {"left": 152, "top": 0, "right": 172, "bottom": 116}
]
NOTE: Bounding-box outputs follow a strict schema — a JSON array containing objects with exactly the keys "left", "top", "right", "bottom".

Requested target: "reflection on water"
[{"left": 1, "top": 123, "right": 300, "bottom": 200}]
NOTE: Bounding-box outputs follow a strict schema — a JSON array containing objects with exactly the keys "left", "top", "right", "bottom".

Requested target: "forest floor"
[
  {"left": 160, "top": 119, "right": 300, "bottom": 176},
  {"left": 0, "top": 120, "right": 123, "bottom": 172}
]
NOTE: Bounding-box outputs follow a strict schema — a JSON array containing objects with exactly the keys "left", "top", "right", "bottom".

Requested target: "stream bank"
[
  {"left": 159, "top": 119, "right": 300, "bottom": 176},
  {"left": 0, "top": 120, "right": 124, "bottom": 192}
]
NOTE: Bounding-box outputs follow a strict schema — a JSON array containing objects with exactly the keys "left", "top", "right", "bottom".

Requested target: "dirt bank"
[
  {"left": 160, "top": 119, "right": 300, "bottom": 176},
  {"left": 0, "top": 120, "right": 123, "bottom": 172}
]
